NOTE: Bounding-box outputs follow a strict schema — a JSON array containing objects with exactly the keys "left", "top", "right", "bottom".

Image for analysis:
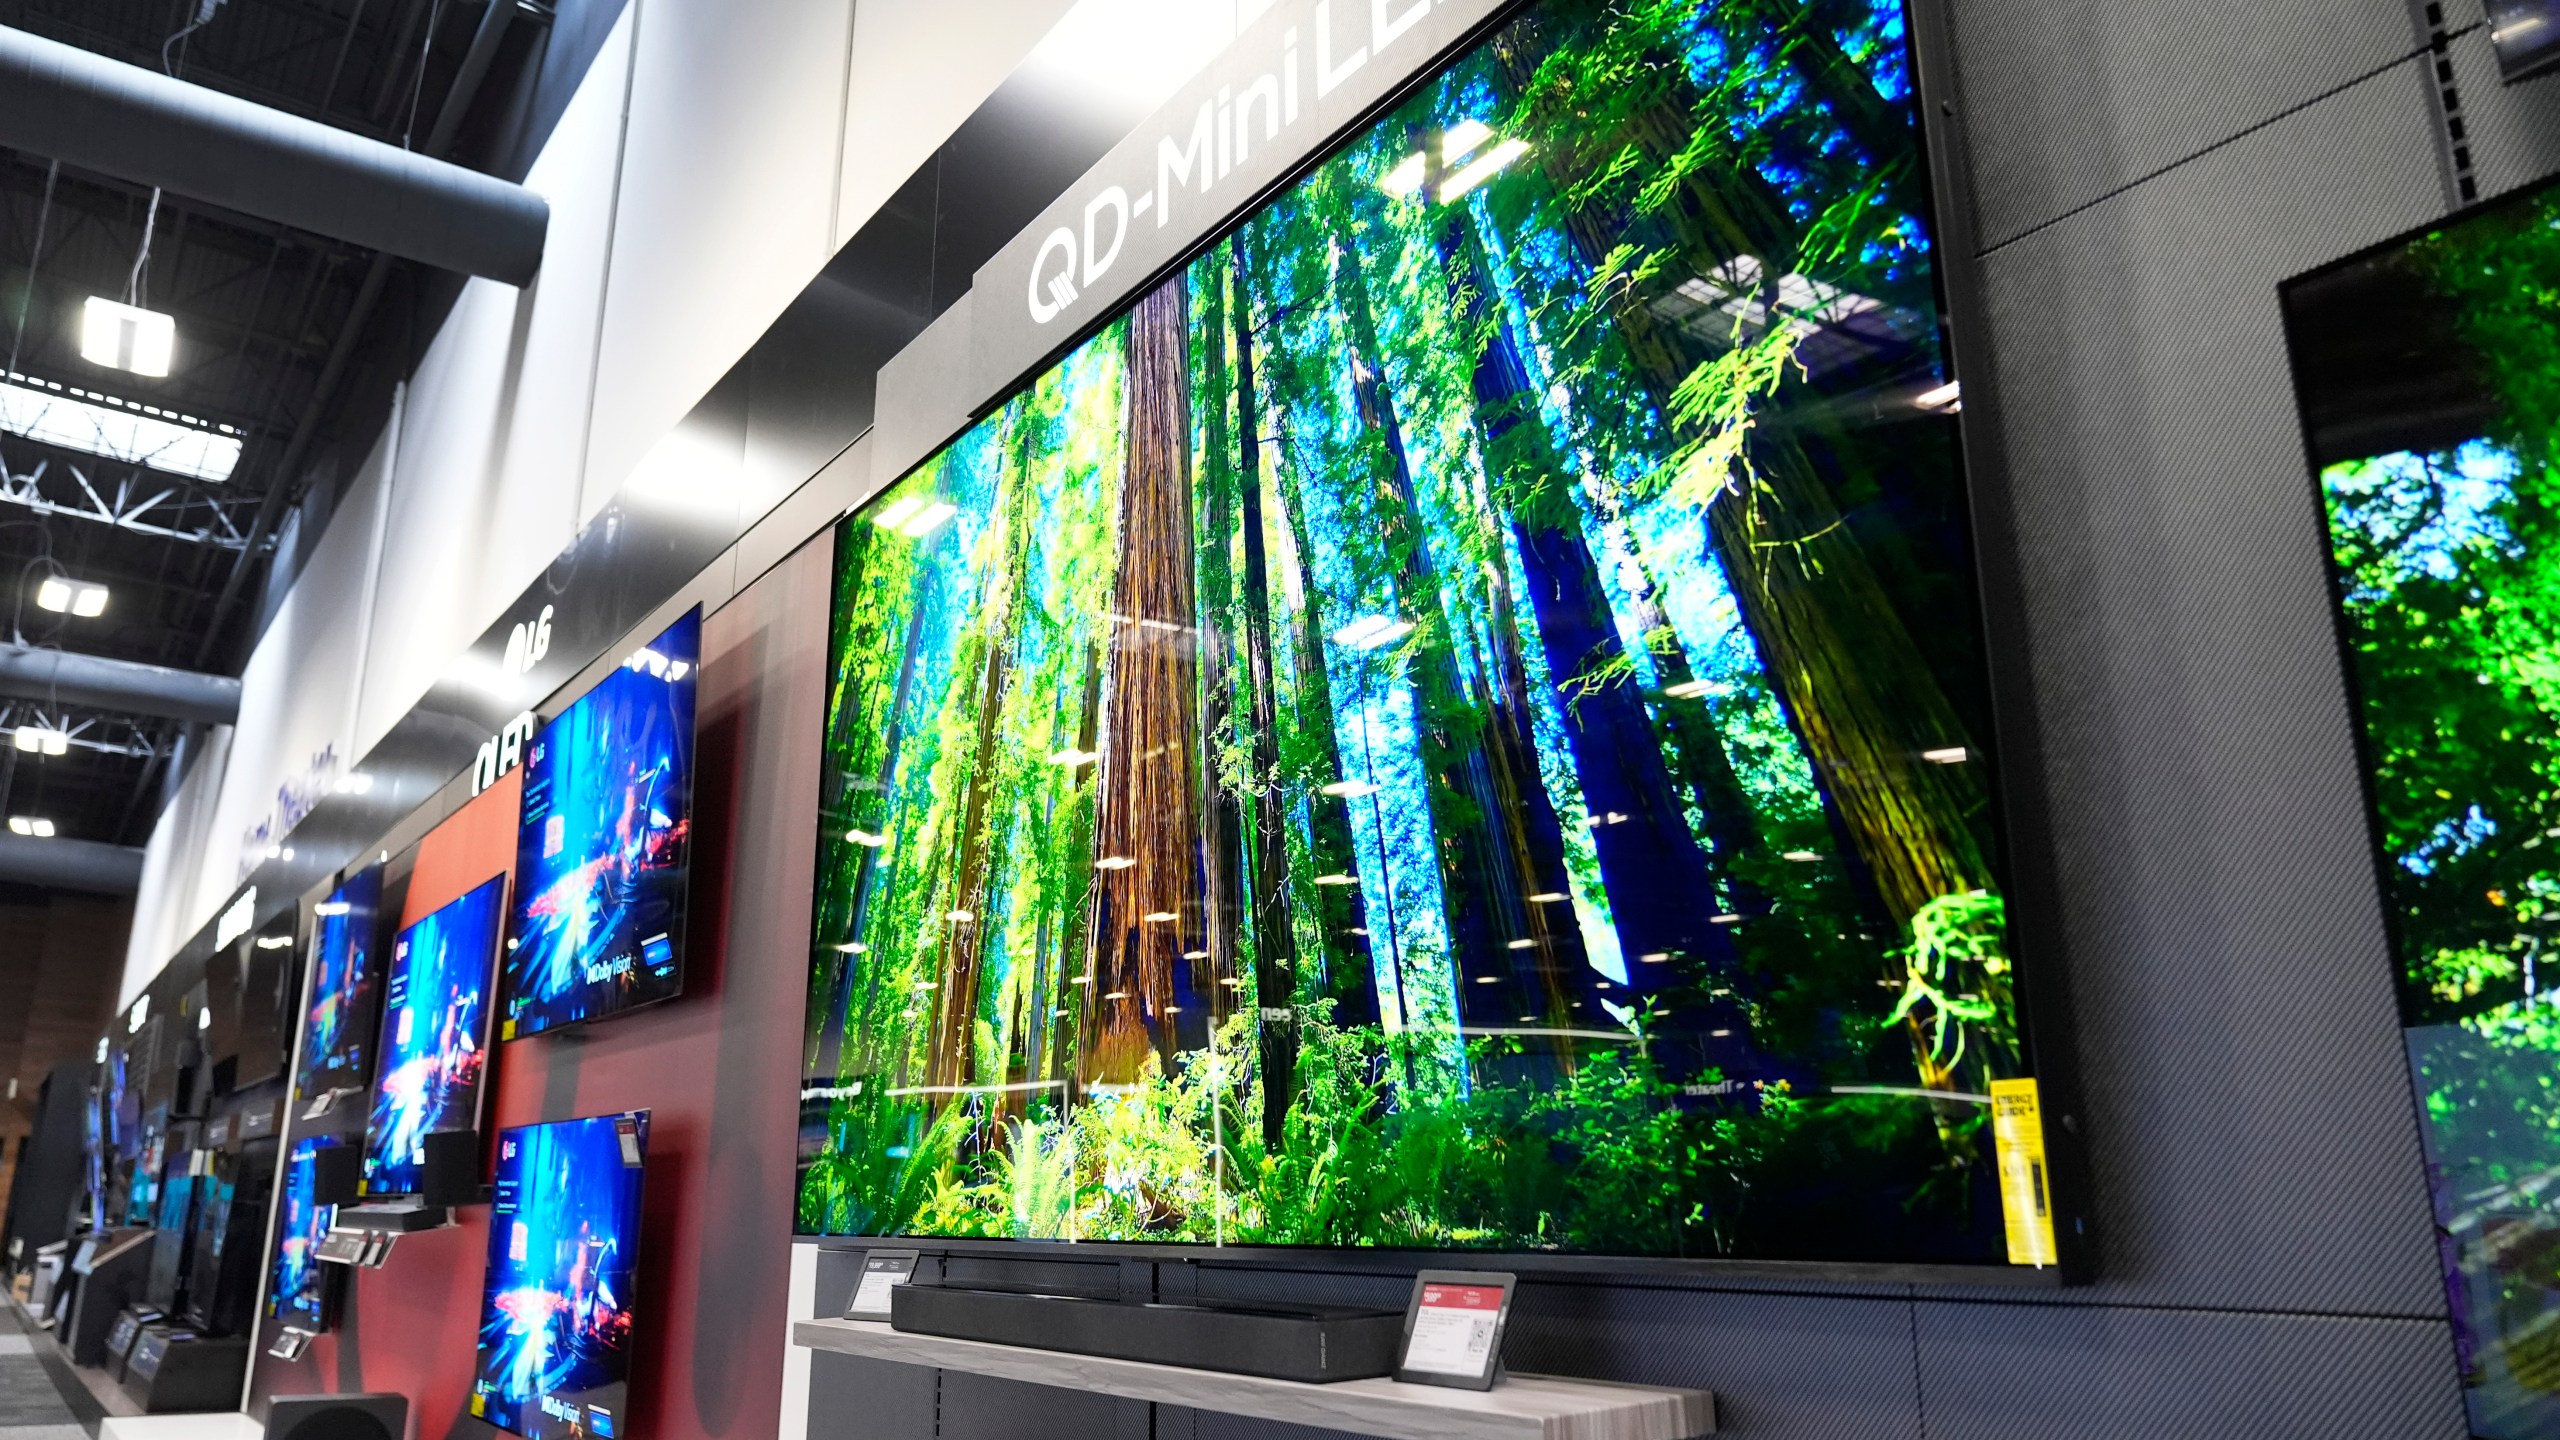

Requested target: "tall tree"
[
  {"left": 1196, "top": 248, "right": 1249, "bottom": 1030},
  {"left": 1231, "top": 232, "right": 1304, "bottom": 1147},
  {"left": 1084, "top": 283, "right": 1210, "bottom": 1086}
]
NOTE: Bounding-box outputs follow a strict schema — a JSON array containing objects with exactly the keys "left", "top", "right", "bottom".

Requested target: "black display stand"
[
  {"left": 121, "top": 1328, "right": 251, "bottom": 1412},
  {"left": 64, "top": 1229, "right": 153, "bottom": 1367},
  {"left": 890, "top": 1284, "right": 1404, "bottom": 1384}
]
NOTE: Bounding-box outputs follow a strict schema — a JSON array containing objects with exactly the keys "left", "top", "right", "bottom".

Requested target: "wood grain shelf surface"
[{"left": 794, "top": 1316, "right": 1716, "bottom": 1440}]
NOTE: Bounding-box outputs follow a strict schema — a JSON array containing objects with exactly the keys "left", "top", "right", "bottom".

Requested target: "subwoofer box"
[
  {"left": 264, "top": 1392, "right": 409, "bottom": 1440},
  {"left": 889, "top": 1283, "right": 1403, "bottom": 1383}
]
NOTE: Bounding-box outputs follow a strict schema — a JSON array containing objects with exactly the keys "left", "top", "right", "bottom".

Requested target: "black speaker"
[
  {"left": 265, "top": 1392, "right": 407, "bottom": 1440},
  {"left": 310, "top": 1146, "right": 361, "bottom": 1208},
  {"left": 417, "top": 1130, "right": 480, "bottom": 1208}
]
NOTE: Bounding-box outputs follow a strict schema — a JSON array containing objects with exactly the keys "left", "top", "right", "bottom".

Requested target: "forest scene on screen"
[
  {"left": 2296, "top": 184, "right": 2560, "bottom": 1439},
  {"left": 472, "top": 1114, "right": 645, "bottom": 1440},
  {"left": 797, "top": 0, "right": 2029, "bottom": 1263},
  {"left": 363, "top": 876, "right": 503, "bottom": 1196},
  {"left": 504, "top": 610, "right": 698, "bottom": 1040}
]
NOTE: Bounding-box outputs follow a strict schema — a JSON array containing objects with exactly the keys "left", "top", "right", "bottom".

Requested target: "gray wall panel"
[
  {"left": 1960, "top": 57, "right": 2451, "bottom": 1316},
  {"left": 1948, "top": 0, "right": 2422, "bottom": 246},
  {"left": 937, "top": 1371, "right": 1148, "bottom": 1440},
  {"left": 1914, "top": 1305, "right": 2464, "bottom": 1439}
]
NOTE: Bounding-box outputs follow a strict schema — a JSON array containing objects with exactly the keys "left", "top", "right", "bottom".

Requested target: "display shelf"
[{"left": 793, "top": 1317, "right": 1716, "bottom": 1440}]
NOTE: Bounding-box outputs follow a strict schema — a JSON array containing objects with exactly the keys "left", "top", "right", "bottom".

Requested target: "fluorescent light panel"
[{"left": 0, "top": 374, "right": 240, "bottom": 483}]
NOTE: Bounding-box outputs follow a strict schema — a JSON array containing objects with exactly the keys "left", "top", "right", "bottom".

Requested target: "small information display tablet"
[
  {"left": 1394, "top": 1270, "right": 1514, "bottom": 1391},
  {"left": 845, "top": 1249, "right": 919, "bottom": 1319}
]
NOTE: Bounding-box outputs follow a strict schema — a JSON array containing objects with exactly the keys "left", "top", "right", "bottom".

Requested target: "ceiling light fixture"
[
  {"left": 13, "top": 726, "right": 66, "bottom": 755},
  {"left": 80, "top": 297, "right": 176, "bottom": 378},
  {"left": 7, "top": 816, "right": 55, "bottom": 837},
  {"left": 35, "top": 577, "right": 109, "bottom": 616}
]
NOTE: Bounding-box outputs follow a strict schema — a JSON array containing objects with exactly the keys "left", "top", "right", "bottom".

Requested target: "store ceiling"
[{"left": 0, "top": 0, "right": 564, "bottom": 852}]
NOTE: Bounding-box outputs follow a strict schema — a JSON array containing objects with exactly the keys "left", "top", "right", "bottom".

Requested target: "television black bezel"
[
  {"left": 292, "top": 864, "right": 389, "bottom": 1106},
  {"left": 497, "top": 605, "right": 704, "bottom": 1043},
  {"left": 790, "top": 0, "right": 2088, "bottom": 1288}
]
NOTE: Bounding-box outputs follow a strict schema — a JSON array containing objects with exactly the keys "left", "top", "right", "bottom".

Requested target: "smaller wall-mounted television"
[
  {"left": 502, "top": 608, "right": 700, "bottom": 1040},
  {"left": 362, "top": 875, "right": 506, "bottom": 1198},
  {"left": 295, "top": 866, "right": 387, "bottom": 1105},
  {"left": 471, "top": 1110, "right": 649, "bottom": 1440},
  {"left": 269, "top": 1136, "right": 342, "bottom": 1332}
]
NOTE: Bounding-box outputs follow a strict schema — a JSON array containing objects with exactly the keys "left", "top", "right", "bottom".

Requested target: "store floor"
[{"left": 0, "top": 1302, "right": 106, "bottom": 1439}]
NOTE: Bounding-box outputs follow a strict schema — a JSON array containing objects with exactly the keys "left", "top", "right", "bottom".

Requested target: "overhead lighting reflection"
[
  {"left": 1661, "top": 679, "right": 1712, "bottom": 700},
  {"left": 313, "top": 902, "right": 351, "bottom": 917},
  {"left": 255, "top": 936, "right": 292, "bottom": 950},
  {"left": 1319, "top": 780, "right": 1380, "bottom": 799},
  {"left": 1094, "top": 855, "right": 1136, "bottom": 870},
  {"left": 1313, "top": 872, "right": 1357, "bottom": 887},
  {"left": 1330, "top": 614, "right": 1414, "bottom": 651},
  {"left": 845, "top": 829, "right": 888, "bottom": 847},
  {"left": 1048, "top": 747, "right": 1100, "bottom": 767},
  {"left": 1921, "top": 746, "right": 1969, "bottom": 764}
]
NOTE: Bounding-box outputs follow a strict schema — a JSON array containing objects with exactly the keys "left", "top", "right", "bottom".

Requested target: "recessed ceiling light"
[{"left": 7, "top": 816, "right": 55, "bottom": 837}]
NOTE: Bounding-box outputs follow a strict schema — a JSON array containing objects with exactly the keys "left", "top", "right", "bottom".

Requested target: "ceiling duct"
[
  {"left": 0, "top": 22, "right": 547, "bottom": 285},
  {"left": 0, "top": 831, "right": 145, "bottom": 894},
  {"left": 0, "top": 643, "right": 240, "bottom": 725}
]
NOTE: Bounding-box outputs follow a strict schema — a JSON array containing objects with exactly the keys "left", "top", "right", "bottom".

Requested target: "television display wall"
[
  {"left": 471, "top": 1111, "right": 648, "bottom": 1440},
  {"left": 2285, "top": 177, "right": 2560, "bottom": 1439},
  {"left": 503, "top": 609, "right": 700, "bottom": 1041},
  {"left": 797, "top": 0, "right": 2042, "bottom": 1267},
  {"left": 269, "top": 1136, "right": 341, "bottom": 1332},
  {"left": 295, "top": 865, "right": 386, "bottom": 1104},
  {"left": 363, "top": 875, "right": 505, "bottom": 1197}
]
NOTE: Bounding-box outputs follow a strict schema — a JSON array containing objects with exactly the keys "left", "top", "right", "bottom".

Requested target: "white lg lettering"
[{"left": 502, "top": 604, "right": 553, "bottom": 679}]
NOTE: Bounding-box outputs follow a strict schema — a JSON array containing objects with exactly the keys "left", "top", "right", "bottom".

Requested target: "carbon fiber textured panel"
[
  {"left": 1949, "top": 0, "right": 2422, "bottom": 247},
  {"left": 1914, "top": 1305, "right": 2464, "bottom": 1439},
  {"left": 1953, "top": 57, "right": 2452, "bottom": 1316},
  {"left": 810, "top": 1352, "right": 938, "bottom": 1440},
  {"left": 936, "top": 1369, "right": 1148, "bottom": 1440}
]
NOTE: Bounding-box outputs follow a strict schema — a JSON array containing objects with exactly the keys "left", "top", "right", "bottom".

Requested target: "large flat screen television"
[
  {"left": 470, "top": 1110, "right": 648, "bottom": 1440},
  {"left": 269, "top": 1136, "right": 342, "bottom": 1333},
  {"left": 502, "top": 609, "right": 700, "bottom": 1040},
  {"left": 362, "top": 875, "right": 506, "bottom": 1198},
  {"left": 2283, "top": 173, "right": 2560, "bottom": 1440},
  {"left": 294, "top": 865, "right": 387, "bottom": 1106},
  {"left": 795, "top": 0, "right": 2052, "bottom": 1272}
]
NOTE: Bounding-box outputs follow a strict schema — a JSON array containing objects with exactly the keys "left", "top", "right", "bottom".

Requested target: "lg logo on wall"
[{"left": 472, "top": 604, "right": 552, "bottom": 795}]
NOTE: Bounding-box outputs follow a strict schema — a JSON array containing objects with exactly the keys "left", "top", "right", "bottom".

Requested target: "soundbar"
[{"left": 888, "top": 1284, "right": 1402, "bottom": 1383}]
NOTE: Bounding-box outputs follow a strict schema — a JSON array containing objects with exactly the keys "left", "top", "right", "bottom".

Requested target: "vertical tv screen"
[
  {"left": 796, "top": 0, "right": 2049, "bottom": 1269},
  {"left": 503, "top": 609, "right": 700, "bottom": 1040},
  {"left": 362, "top": 875, "right": 505, "bottom": 1197},
  {"left": 2284, "top": 176, "right": 2560, "bottom": 1439},
  {"left": 269, "top": 1136, "right": 340, "bottom": 1332},
  {"left": 294, "top": 865, "right": 386, "bottom": 1103},
  {"left": 471, "top": 1111, "right": 647, "bottom": 1440}
]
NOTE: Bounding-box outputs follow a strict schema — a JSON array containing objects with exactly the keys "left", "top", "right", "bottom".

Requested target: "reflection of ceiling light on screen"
[
  {"left": 1329, "top": 614, "right": 1412, "bottom": 650},
  {"left": 80, "top": 297, "right": 176, "bottom": 377},
  {"left": 870, "top": 495, "right": 958, "bottom": 539},
  {"left": 1378, "top": 120, "right": 1531, "bottom": 202}
]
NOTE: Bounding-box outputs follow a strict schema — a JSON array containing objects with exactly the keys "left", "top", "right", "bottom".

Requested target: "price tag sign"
[
  {"left": 845, "top": 1249, "right": 920, "bottom": 1319},
  {"left": 1394, "top": 1270, "right": 1514, "bottom": 1391}
]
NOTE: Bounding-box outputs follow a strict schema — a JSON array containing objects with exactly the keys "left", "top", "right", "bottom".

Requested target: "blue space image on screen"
[
  {"left": 270, "top": 1137, "right": 338, "bottom": 1330},
  {"left": 504, "top": 609, "right": 699, "bottom": 1040},
  {"left": 473, "top": 1111, "right": 647, "bottom": 1440},
  {"left": 296, "top": 865, "right": 384, "bottom": 1102},
  {"left": 363, "top": 875, "right": 504, "bottom": 1196}
]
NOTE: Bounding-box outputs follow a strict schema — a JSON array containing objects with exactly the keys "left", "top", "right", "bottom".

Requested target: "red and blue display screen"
[
  {"left": 472, "top": 1110, "right": 648, "bottom": 1440},
  {"left": 503, "top": 608, "right": 698, "bottom": 1040},
  {"left": 362, "top": 873, "right": 505, "bottom": 1196}
]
